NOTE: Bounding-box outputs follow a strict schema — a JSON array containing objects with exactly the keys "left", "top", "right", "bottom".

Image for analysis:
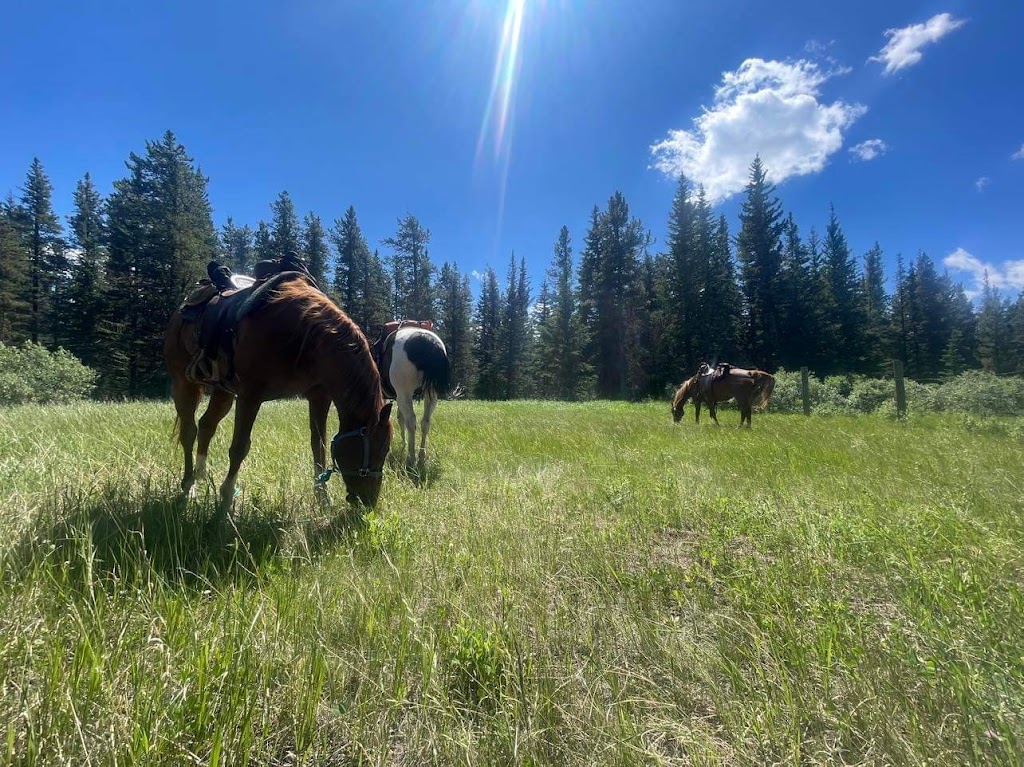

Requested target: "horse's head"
[
  {"left": 671, "top": 378, "right": 695, "bottom": 423},
  {"left": 331, "top": 402, "right": 393, "bottom": 507}
]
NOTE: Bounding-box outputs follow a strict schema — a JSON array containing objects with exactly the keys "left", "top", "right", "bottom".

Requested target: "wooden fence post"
[
  {"left": 893, "top": 359, "right": 907, "bottom": 419},
  {"left": 800, "top": 367, "right": 810, "bottom": 416}
]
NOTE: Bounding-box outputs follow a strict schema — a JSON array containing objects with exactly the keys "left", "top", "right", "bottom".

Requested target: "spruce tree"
[
  {"left": 220, "top": 218, "right": 254, "bottom": 273},
  {"left": 18, "top": 158, "right": 66, "bottom": 345},
  {"left": 383, "top": 214, "right": 434, "bottom": 320},
  {"left": 704, "top": 214, "right": 742, "bottom": 363},
  {"left": 301, "top": 212, "right": 330, "bottom": 287},
  {"left": 1009, "top": 293, "right": 1024, "bottom": 375},
  {"left": 104, "top": 131, "right": 217, "bottom": 396},
  {"left": 331, "top": 206, "right": 369, "bottom": 317},
  {"left": 822, "top": 205, "right": 868, "bottom": 372},
  {"left": 976, "top": 273, "right": 1011, "bottom": 373},
  {"left": 436, "top": 262, "right": 475, "bottom": 393},
  {"left": 253, "top": 220, "right": 273, "bottom": 262},
  {"left": 736, "top": 156, "right": 784, "bottom": 369},
  {"left": 473, "top": 266, "right": 502, "bottom": 399},
  {"left": 65, "top": 173, "right": 107, "bottom": 367},
  {"left": 538, "top": 225, "right": 585, "bottom": 399},
  {"left": 658, "top": 175, "right": 698, "bottom": 379},
  {"left": 0, "top": 200, "right": 30, "bottom": 344},
  {"left": 269, "top": 191, "right": 301, "bottom": 259},
  {"left": 861, "top": 242, "right": 889, "bottom": 373},
  {"left": 496, "top": 253, "right": 530, "bottom": 398}
]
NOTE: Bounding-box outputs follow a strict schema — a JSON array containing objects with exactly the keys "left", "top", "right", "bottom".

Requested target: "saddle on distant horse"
[
  {"left": 372, "top": 320, "right": 434, "bottom": 400},
  {"left": 179, "top": 254, "right": 319, "bottom": 389},
  {"left": 697, "top": 362, "right": 732, "bottom": 399}
]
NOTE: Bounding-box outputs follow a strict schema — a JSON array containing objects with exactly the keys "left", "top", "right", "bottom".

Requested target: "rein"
[{"left": 316, "top": 425, "right": 383, "bottom": 484}]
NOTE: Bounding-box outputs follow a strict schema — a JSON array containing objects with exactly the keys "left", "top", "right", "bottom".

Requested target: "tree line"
[{"left": 2, "top": 133, "right": 1023, "bottom": 401}]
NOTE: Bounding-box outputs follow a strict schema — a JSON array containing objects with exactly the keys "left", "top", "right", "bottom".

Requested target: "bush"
[
  {"left": 0, "top": 342, "right": 97, "bottom": 406},
  {"left": 769, "top": 368, "right": 1024, "bottom": 418}
]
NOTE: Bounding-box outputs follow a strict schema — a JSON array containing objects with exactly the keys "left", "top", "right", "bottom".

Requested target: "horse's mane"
[{"left": 268, "top": 279, "right": 383, "bottom": 417}]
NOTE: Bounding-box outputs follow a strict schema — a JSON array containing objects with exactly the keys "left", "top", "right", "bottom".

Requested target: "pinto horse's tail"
[
  {"left": 405, "top": 331, "right": 451, "bottom": 398},
  {"left": 751, "top": 371, "right": 775, "bottom": 412}
]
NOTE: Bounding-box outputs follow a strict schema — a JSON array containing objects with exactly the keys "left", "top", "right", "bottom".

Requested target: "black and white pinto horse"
[{"left": 377, "top": 324, "right": 451, "bottom": 471}]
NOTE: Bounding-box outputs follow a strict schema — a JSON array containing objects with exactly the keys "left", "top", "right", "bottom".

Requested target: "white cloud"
[
  {"left": 650, "top": 58, "right": 866, "bottom": 203},
  {"left": 470, "top": 269, "right": 484, "bottom": 282},
  {"left": 849, "top": 139, "right": 888, "bottom": 161},
  {"left": 944, "top": 247, "right": 1024, "bottom": 294},
  {"left": 975, "top": 177, "right": 990, "bottom": 192},
  {"left": 870, "top": 13, "right": 966, "bottom": 75},
  {"left": 1012, "top": 144, "right": 1024, "bottom": 160}
]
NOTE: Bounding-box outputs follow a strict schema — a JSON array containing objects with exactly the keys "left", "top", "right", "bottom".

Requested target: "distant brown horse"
[
  {"left": 672, "top": 365, "right": 775, "bottom": 427},
  {"left": 164, "top": 277, "right": 393, "bottom": 510}
]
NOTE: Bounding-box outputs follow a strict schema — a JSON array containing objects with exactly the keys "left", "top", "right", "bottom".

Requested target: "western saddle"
[{"left": 178, "top": 253, "right": 320, "bottom": 390}]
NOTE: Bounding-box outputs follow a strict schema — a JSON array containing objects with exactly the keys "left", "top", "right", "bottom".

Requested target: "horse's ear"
[{"left": 379, "top": 402, "right": 393, "bottom": 423}]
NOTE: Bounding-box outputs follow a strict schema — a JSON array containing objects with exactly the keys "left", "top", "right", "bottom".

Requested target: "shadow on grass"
[{"left": 1, "top": 482, "right": 367, "bottom": 591}]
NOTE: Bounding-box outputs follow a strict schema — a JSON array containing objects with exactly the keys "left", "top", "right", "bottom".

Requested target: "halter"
[{"left": 316, "top": 425, "right": 383, "bottom": 484}]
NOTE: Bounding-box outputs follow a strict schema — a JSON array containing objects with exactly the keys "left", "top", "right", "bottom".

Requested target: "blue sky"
[{"left": 2, "top": 0, "right": 1023, "bottom": 297}]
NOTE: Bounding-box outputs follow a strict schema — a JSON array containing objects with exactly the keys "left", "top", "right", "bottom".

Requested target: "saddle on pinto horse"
[
  {"left": 179, "top": 255, "right": 319, "bottom": 389},
  {"left": 372, "top": 320, "right": 434, "bottom": 400}
]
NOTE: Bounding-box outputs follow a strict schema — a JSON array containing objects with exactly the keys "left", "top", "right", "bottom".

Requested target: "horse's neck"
[{"left": 317, "top": 338, "right": 381, "bottom": 427}]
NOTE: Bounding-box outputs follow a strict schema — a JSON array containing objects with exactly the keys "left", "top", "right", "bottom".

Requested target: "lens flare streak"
[{"left": 476, "top": 0, "right": 526, "bottom": 164}]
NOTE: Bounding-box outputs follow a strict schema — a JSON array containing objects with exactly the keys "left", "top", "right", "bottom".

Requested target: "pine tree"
[
  {"left": 302, "top": 212, "right": 330, "bottom": 286},
  {"left": 806, "top": 225, "right": 840, "bottom": 373},
  {"left": 890, "top": 253, "right": 909, "bottom": 368},
  {"left": 0, "top": 199, "right": 30, "bottom": 344},
  {"left": 473, "top": 266, "right": 502, "bottom": 399},
  {"left": 383, "top": 214, "right": 434, "bottom": 320},
  {"left": 436, "top": 262, "right": 475, "bottom": 393},
  {"left": 538, "top": 225, "right": 585, "bottom": 399},
  {"left": 64, "top": 173, "right": 107, "bottom": 367},
  {"left": 776, "top": 213, "right": 815, "bottom": 370},
  {"left": 103, "top": 131, "right": 217, "bottom": 396},
  {"left": 220, "top": 218, "right": 254, "bottom": 273},
  {"left": 363, "top": 249, "right": 393, "bottom": 331},
  {"left": 736, "top": 156, "right": 784, "bottom": 369},
  {"left": 269, "top": 191, "right": 301, "bottom": 259},
  {"left": 18, "top": 158, "right": 66, "bottom": 345}
]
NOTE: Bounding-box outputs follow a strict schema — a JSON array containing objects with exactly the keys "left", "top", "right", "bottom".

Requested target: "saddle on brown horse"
[
  {"left": 372, "top": 320, "right": 434, "bottom": 399},
  {"left": 697, "top": 362, "right": 732, "bottom": 399},
  {"left": 179, "top": 256, "right": 319, "bottom": 389}
]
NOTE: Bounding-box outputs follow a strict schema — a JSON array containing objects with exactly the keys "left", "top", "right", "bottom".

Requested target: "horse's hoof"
[{"left": 313, "top": 483, "right": 330, "bottom": 506}]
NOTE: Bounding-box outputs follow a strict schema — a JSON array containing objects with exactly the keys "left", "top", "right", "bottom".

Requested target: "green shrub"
[{"left": 0, "top": 342, "right": 97, "bottom": 406}]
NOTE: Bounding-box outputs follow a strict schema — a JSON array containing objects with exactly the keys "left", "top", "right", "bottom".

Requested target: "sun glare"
[{"left": 476, "top": 0, "right": 527, "bottom": 166}]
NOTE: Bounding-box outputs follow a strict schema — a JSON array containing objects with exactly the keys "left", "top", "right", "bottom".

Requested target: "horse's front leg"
[
  {"left": 217, "top": 396, "right": 263, "bottom": 513},
  {"left": 308, "top": 391, "right": 331, "bottom": 504}
]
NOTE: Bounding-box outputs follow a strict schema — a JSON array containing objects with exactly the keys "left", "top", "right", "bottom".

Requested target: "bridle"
[{"left": 316, "top": 424, "right": 383, "bottom": 483}]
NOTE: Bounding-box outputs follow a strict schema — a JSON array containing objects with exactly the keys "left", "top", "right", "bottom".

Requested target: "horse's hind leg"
[
  {"left": 172, "top": 376, "right": 202, "bottom": 496},
  {"left": 195, "top": 389, "right": 235, "bottom": 493},
  {"left": 218, "top": 396, "right": 263, "bottom": 511},
  {"left": 399, "top": 393, "right": 417, "bottom": 472},
  {"left": 418, "top": 390, "right": 438, "bottom": 468},
  {"left": 709, "top": 403, "right": 720, "bottom": 426}
]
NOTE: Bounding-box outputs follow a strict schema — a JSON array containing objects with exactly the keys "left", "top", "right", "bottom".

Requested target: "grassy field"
[{"left": 1, "top": 399, "right": 1022, "bottom": 766}]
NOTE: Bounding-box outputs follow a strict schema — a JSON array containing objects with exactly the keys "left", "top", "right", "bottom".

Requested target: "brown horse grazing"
[
  {"left": 671, "top": 365, "right": 775, "bottom": 428},
  {"left": 164, "top": 277, "right": 393, "bottom": 510}
]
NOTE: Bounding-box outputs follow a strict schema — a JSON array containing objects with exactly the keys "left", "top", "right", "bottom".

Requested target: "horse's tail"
[
  {"left": 405, "top": 332, "right": 451, "bottom": 398},
  {"left": 751, "top": 371, "right": 775, "bottom": 411}
]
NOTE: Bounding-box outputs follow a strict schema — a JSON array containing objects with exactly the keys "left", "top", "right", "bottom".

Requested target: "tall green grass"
[{"left": 1, "top": 400, "right": 1022, "bottom": 765}]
